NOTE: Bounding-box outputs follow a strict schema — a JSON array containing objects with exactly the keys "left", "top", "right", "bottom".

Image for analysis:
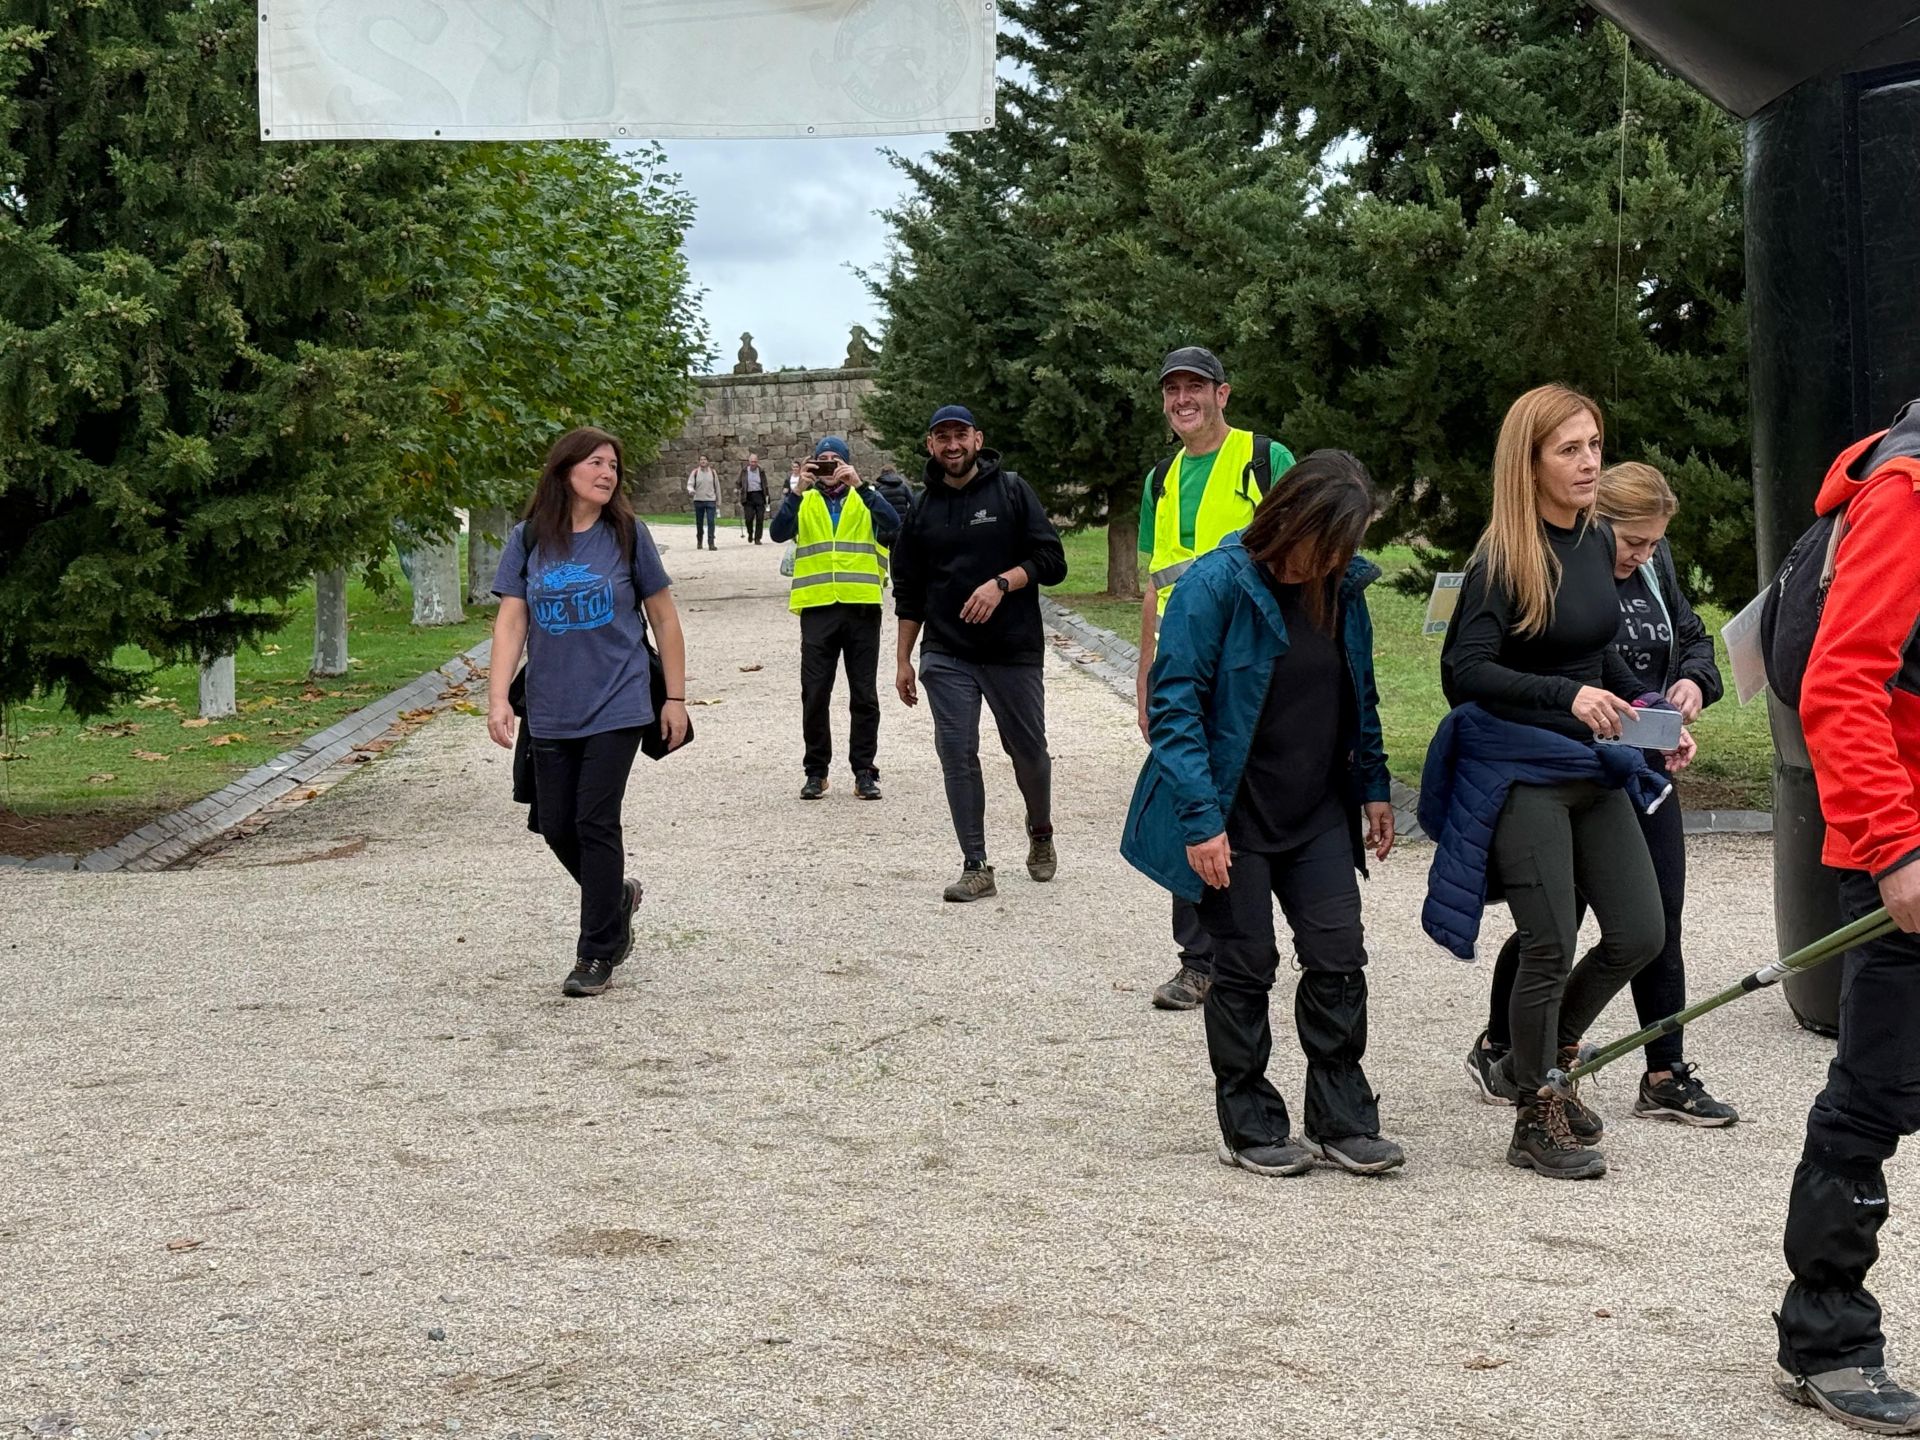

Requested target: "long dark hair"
[
  {"left": 1240, "top": 449, "right": 1377, "bottom": 633},
  {"left": 523, "top": 426, "right": 637, "bottom": 561}
]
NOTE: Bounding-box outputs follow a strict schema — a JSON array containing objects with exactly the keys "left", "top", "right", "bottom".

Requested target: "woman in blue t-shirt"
[{"left": 487, "top": 427, "right": 689, "bottom": 998}]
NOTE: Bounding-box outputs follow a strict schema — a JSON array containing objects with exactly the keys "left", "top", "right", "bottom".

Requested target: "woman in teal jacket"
[{"left": 1122, "top": 450, "right": 1400, "bottom": 1179}]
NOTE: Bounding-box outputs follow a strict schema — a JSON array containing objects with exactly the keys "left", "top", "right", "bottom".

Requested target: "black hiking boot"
[
  {"left": 611, "top": 878, "right": 642, "bottom": 968},
  {"left": 1776, "top": 1364, "right": 1920, "bottom": 1434},
  {"left": 1635, "top": 1061, "right": 1739, "bottom": 1127},
  {"left": 800, "top": 775, "right": 828, "bottom": 800},
  {"left": 1507, "top": 1096, "right": 1607, "bottom": 1180},
  {"left": 1491, "top": 1051, "right": 1604, "bottom": 1141},
  {"left": 562, "top": 955, "right": 613, "bottom": 998},
  {"left": 1152, "top": 965, "right": 1211, "bottom": 1011},
  {"left": 1216, "top": 1138, "right": 1314, "bottom": 1178}
]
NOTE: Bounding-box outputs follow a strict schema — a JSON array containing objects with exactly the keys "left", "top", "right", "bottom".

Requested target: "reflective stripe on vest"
[
  {"left": 789, "top": 489, "right": 885, "bottom": 611},
  {"left": 1148, "top": 429, "right": 1260, "bottom": 615}
]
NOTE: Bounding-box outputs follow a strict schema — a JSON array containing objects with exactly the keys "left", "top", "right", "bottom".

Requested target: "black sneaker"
[
  {"left": 611, "top": 878, "right": 642, "bottom": 969},
  {"left": 1507, "top": 1096, "right": 1607, "bottom": 1180},
  {"left": 562, "top": 955, "right": 613, "bottom": 998},
  {"left": 1152, "top": 965, "right": 1211, "bottom": 1011},
  {"left": 854, "top": 771, "right": 882, "bottom": 801},
  {"left": 1026, "top": 832, "right": 1057, "bottom": 882},
  {"left": 1635, "top": 1061, "right": 1739, "bottom": 1127},
  {"left": 1216, "top": 1138, "right": 1314, "bottom": 1178},
  {"left": 1306, "top": 1133, "right": 1407, "bottom": 1175},
  {"left": 1776, "top": 1364, "right": 1920, "bottom": 1434},
  {"left": 1465, "top": 1030, "right": 1512, "bottom": 1106},
  {"left": 800, "top": 775, "right": 828, "bottom": 800}
]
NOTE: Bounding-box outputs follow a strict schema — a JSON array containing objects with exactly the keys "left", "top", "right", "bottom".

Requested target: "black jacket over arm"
[{"left": 1649, "top": 538, "right": 1725, "bottom": 706}]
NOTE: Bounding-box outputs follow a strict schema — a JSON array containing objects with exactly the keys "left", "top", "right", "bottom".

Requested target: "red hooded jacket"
[{"left": 1802, "top": 419, "right": 1920, "bottom": 877}]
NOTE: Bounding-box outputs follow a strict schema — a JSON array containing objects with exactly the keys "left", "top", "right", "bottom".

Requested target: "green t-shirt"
[{"left": 1137, "top": 437, "right": 1294, "bottom": 556}]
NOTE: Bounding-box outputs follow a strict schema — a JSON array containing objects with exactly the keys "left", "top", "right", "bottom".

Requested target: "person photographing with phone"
[{"left": 769, "top": 437, "right": 902, "bottom": 800}]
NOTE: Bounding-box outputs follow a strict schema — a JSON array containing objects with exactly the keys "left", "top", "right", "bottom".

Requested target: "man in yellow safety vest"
[
  {"left": 770, "top": 436, "right": 903, "bottom": 800},
  {"left": 1136, "top": 346, "right": 1295, "bottom": 1011}
]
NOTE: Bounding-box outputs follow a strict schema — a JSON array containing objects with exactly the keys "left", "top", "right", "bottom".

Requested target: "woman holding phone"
[{"left": 487, "top": 426, "right": 690, "bottom": 998}]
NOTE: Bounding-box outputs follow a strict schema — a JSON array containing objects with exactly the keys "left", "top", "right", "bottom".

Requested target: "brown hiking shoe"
[
  {"left": 1026, "top": 834, "right": 1057, "bottom": 882},
  {"left": 1556, "top": 1046, "right": 1605, "bottom": 1141},
  {"left": 1152, "top": 965, "right": 1212, "bottom": 1011},
  {"left": 1507, "top": 1095, "right": 1607, "bottom": 1180},
  {"left": 943, "top": 863, "right": 997, "bottom": 903}
]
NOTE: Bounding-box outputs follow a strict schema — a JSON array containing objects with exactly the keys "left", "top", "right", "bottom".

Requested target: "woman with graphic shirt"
[
  {"left": 1467, "top": 462, "right": 1735, "bottom": 1124},
  {"left": 487, "top": 427, "right": 689, "bottom": 998}
]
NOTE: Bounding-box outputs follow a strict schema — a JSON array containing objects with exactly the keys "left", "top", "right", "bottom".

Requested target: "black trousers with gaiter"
[
  {"left": 529, "top": 726, "right": 642, "bottom": 961},
  {"left": 1197, "top": 821, "right": 1377, "bottom": 1147},
  {"left": 1778, "top": 867, "right": 1920, "bottom": 1374},
  {"left": 800, "top": 602, "right": 881, "bottom": 780}
]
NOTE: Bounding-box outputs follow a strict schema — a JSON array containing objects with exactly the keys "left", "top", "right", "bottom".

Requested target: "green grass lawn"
[{"left": 1052, "top": 527, "right": 1773, "bottom": 809}]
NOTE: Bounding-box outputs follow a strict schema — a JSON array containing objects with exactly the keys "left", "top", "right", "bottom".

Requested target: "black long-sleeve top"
[{"left": 1441, "top": 518, "right": 1643, "bottom": 741}]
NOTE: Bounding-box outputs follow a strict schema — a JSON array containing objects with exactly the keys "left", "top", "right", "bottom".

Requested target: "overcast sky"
[{"left": 654, "top": 136, "right": 943, "bottom": 375}]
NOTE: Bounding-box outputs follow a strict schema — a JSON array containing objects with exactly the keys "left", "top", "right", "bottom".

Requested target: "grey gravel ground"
[{"left": 3, "top": 537, "right": 1909, "bottom": 1440}]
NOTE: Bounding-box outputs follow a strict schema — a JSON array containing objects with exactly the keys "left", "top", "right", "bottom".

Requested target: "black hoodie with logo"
[{"left": 893, "top": 450, "right": 1068, "bottom": 666}]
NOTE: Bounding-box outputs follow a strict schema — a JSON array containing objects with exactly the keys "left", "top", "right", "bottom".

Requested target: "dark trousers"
[
  {"left": 1173, "top": 896, "right": 1214, "bottom": 974},
  {"left": 1197, "top": 822, "right": 1377, "bottom": 1146},
  {"left": 1490, "top": 781, "right": 1665, "bottom": 1092},
  {"left": 529, "top": 727, "right": 642, "bottom": 961},
  {"left": 918, "top": 650, "right": 1052, "bottom": 865},
  {"left": 1487, "top": 778, "right": 1688, "bottom": 1070},
  {"left": 800, "top": 603, "right": 881, "bottom": 780},
  {"left": 1778, "top": 868, "right": 1920, "bottom": 1374},
  {"left": 692, "top": 500, "right": 717, "bottom": 546},
  {"left": 742, "top": 492, "right": 768, "bottom": 543}
]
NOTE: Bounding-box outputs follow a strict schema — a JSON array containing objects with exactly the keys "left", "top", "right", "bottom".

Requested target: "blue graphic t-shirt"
[{"left": 492, "top": 518, "right": 672, "bottom": 741}]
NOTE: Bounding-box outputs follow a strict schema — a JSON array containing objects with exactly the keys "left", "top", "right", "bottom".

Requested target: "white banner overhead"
[{"left": 258, "top": 0, "right": 997, "bottom": 142}]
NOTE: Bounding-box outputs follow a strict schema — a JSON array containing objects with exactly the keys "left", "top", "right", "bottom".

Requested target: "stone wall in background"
[{"left": 632, "top": 367, "right": 901, "bottom": 515}]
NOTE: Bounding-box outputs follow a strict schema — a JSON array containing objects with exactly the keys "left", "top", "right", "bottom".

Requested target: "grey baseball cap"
[{"left": 1158, "top": 346, "right": 1227, "bottom": 385}]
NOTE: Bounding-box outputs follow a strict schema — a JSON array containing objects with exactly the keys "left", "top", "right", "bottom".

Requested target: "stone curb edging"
[
  {"left": 2, "top": 639, "right": 495, "bottom": 875},
  {"left": 1040, "top": 595, "right": 1773, "bottom": 841}
]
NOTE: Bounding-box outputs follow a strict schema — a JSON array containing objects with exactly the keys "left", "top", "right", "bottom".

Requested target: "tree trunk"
[
  {"left": 198, "top": 650, "right": 236, "bottom": 719},
  {"left": 408, "top": 537, "right": 466, "bottom": 627},
  {"left": 312, "top": 568, "right": 349, "bottom": 676},
  {"left": 467, "top": 505, "right": 508, "bottom": 607},
  {"left": 1105, "top": 487, "right": 1141, "bottom": 599}
]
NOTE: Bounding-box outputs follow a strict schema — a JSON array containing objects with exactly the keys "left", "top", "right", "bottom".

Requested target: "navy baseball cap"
[
  {"left": 812, "top": 436, "right": 851, "bottom": 461},
  {"left": 1158, "top": 346, "right": 1227, "bottom": 385},
  {"left": 927, "top": 404, "right": 977, "bottom": 431}
]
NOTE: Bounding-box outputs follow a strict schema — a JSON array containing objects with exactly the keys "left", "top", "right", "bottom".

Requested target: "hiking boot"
[
  {"left": 1026, "top": 832, "right": 1057, "bottom": 882},
  {"left": 562, "top": 954, "right": 613, "bottom": 998},
  {"left": 1507, "top": 1096, "right": 1607, "bottom": 1180},
  {"left": 1491, "top": 1051, "right": 1603, "bottom": 1140},
  {"left": 854, "top": 771, "right": 882, "bottom": 801},
  {"left": 1776, "top": 1364, "right": 1920, "bottom": 1434},
  {"left": 1635, "top": 1061, "right": 1739, "bottom": 1127},
  {"left": 1556, "top": 1047, "right": 1605, "bottom": 1142},
  {"left": 611, "top": 878, "right": 642, "bottom": 969},
  {"left": 1306, "top": 1133, "right": 1407, "bottom": 1176},
  {"left": 1152, "top": 965, "right": 1212, "bottom": 1011},
  {"left": 1216, "top": 1138, "right": 1314, "bottom": 1178},
  {"left": 943, "top": 863, "right": 997, "bottom": 903},
  {"left": 1465, "top": 1030, "right": 1512, "bottom": 1106},
  {"left": 800, "top": 775, "right": 828, "bottom": 800}
]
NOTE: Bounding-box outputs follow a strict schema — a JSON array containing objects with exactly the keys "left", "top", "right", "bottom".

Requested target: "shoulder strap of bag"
[
  {"left": 1149, "top": 454, "right": 1178, "bottom": 506},
  {"left": 1241, "top": 433, "right": 1274, "bottom": 503}
]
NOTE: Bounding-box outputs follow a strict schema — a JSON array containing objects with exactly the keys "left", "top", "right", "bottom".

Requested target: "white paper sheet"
[
  {"left": 258, "top": 0, "right": 997, "bottom": 142},
  {"left": 1722, "top": 586, "right": 1770, "bottom": 705}
]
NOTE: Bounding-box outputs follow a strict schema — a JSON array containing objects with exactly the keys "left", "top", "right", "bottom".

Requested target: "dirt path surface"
[{"left": 2, "top": 536, "right": 1899, "bottom": 1438}]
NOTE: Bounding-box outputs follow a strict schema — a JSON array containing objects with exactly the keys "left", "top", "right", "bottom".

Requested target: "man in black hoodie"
[{"left": 892, "top": 405, "right": 1069, "bottom": 902}]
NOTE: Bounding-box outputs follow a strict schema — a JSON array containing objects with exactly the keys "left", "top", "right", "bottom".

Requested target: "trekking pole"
[{"left": 1545, "top": 907, "right": 1896, "bottom": 1099}]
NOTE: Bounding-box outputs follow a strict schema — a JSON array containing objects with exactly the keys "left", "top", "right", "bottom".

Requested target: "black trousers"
[
  {"left": 1173, "top": 895, "right": 1214, "bottom": 974},
  {"left": 529, "top": 727, "right": 641, "bottom": 961},
  {"left": 1487, "top": 779, "right": 1689, "bottom": 1070},
  {"left": 800, "top": 603, "right": 881, "bottom": 780},
  {"left": 1197, "top": 822, "right": 1377, "bottom": 1147},
  {"left": 1777, "top": 867, "right": 1920, "bottom": 1374},
  {"left": 742, "top": 492, "right": 768, "bottom": 542}
]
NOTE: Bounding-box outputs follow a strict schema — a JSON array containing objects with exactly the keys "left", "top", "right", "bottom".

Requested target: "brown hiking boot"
[
  {"left": 1556, "top": 1046, "right": 1604, "bottom": 1141},
  {"left": 1152, "top": 965, "right": 1211, "bottom": 1011},
  {"left": 1507, "top": 1095, "right": 1607, "bottom": 1180},
  {"left": 1026, "top": 833, "right": 1057, "bottom": 882},
  {"left": 943, "top": 863, "right": 997, "bottom": 903}
]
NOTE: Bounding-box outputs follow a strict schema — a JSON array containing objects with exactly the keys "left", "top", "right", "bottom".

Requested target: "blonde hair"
[
  {"left": 1597, "top": 461, "right": 1677, "bottom": 526},
  {"left": 1478, "top": 384, "right": 1605, "bottom": 638}
]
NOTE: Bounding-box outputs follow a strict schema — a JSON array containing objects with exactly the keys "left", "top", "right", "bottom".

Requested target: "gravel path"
[{"left": 2, "top": 536, "right": 1902, "bottom": 1439}]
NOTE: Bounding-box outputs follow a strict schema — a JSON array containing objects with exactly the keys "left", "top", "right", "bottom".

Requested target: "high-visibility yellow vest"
[
  {"left": 1148, "top": 428, "right": 1261, "bottom": 615},
  {"left": 789, "top": 488, "right": 885, "bottom": 612}
]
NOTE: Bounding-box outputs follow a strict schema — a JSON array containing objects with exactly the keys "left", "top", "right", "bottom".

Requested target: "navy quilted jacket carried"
[{"left": 1418, "top": 704, "right": 1672, "bottom": 960}]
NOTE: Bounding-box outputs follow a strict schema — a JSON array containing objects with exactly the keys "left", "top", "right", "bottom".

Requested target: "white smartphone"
[{"left": 1595, "top": 706, "right": 1685, "bottom": 751}]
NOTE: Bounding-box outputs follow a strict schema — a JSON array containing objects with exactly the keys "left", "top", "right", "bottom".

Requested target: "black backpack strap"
[
  {"left": 1241, "top": 434, "right": 1274, "bottom": 503},
  {"left": 1149, "top": 454, "right": 1177, "bottom": 505}
]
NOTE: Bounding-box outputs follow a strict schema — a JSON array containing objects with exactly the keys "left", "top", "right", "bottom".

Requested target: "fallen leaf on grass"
[
  {"left": 261, "top": 644, "right": 283, "bottom": 655},
  {"left": 180, "top": 717, "right": 212, "bottom": 729},
  {"left": 164, "top": 1236, "right": 204, "bottom": 1252},
  {"left": 82, "top": 720, "right": 142, "bottom": 739},
  {"left": 299, "top": 687, "right": 327, "bottom": 702},
  {"left": 738, "top": 664, "right": 763, "bottom": 673},
  {"left": 207, "top": 733, "right": 247, "bottom": 747},
  {"left": 133, "top": 694, "right": 176, "bottom": 710},
  {"left": 131, "top": 750, "right": 170, "bottom": 763},
  {"left": 268, "top": 729, "right": 302, "bottom": 738},
  {"left": 240, "top": 697, "right": 279, "bottom": 713},
  {"left": 1464, "top": 1355, "right": 1509, "bottom": 1371},
  {"left": 85, "top": 772, "right": 117, "bottom": 785}
]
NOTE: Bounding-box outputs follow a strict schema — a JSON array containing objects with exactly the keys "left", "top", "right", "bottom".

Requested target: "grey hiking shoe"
[
  {"left": 1026, "top": 832, "right": 1057, "bottom": 882},
  {"left": 1152, "top": 965, "right": 1212, "bottom": 1011},
  {"left": 1507, "top": 1096, "right": 1607, "bottom": 1180},
  {"left": 1306, "top": 1133, "right": 1407, "bottom": 1175},
  {"left": 1635, "top": 1061, "right": 1739, "bottom": 1127},
  {"left": 1216, "top": 1138, "right": 1314, "bottom": 1178},
  {"left": 1776, "top": 1364, "right": 1920, "bottom": 1434},
  {"left": 943, "top": 863, "right": 997, "bottom": 903}
]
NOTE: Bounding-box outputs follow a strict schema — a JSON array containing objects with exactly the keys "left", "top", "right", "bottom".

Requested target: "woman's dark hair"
[
  {"left": 523, "top": 426, "right": 636, "bottom": 561},
  {"left": 1240, "top": 449, "right": 1377, "bottom": 633}
]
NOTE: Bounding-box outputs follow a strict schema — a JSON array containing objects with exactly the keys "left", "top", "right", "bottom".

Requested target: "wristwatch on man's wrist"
[{"left": 993, "top": 575, "right": 1010, "bottom": 593}]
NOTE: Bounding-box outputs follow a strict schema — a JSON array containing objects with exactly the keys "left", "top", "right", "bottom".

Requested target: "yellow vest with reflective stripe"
[
  {"left": 1149, "top": 428, "right": 1261, "bottom": 615},
  {"left": 789, "top": 488, "right": 885, "bottom": 612}
]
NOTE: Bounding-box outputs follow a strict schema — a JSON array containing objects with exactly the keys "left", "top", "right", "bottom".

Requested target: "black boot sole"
[{"left": 1505, "top": 1146, "right": 1607, "bottom": 1180}]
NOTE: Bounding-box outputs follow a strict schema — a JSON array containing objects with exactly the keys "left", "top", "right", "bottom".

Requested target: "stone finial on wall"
[
  {"left": 733, "top": 332, "right": 764, "bottom": 375},
  {"left": 843, "top": 324, "right": 877, "bottom": 369}
]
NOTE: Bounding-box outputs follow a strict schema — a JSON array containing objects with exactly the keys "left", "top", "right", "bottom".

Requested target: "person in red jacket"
[{"left": 1775, "top": 399, "right": 1920, "bottom": 1434}]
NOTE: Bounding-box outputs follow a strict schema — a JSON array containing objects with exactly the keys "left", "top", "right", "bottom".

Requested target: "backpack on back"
[{"left": 1759, "top": 509, "right": 1848, "bottom": 709}]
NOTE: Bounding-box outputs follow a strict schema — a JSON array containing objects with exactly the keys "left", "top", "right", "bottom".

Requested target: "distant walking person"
[
  {"left": 487, "top": 426, "right": 690, "bottom": 998},
  {"left": 738, "top": 452, "right": 771, "bottom": 544},
  {"left": 687, "top": 454, "right": 720, "bottom": 550},
  {"left": 770, "top": 437, "right": 901, "bottom": 800},
  {"left": 892, "top": 405, "right": 1067, "bottom": 902}
]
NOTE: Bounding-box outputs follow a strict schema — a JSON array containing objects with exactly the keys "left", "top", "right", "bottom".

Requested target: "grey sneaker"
[
  {"left": 1635, "top": 1061, "right": 1739, "bottom": 1127},
  {"left": 1776, "top": 1364, "right": 1920, "bottom": 1434},
  {"left": 1026, "top": 833, "right": 1057, "bottom": 882},
  {"left": 1216, "top": 1138, "right": 1313, "bottom": 1177},
  {"left": 943, "top": 863, "right": 997, "bottom": 903},
  {"left": 1306, "top": 1133, "right": 1406, "bottom": 1175},
  {"left": 1152, "top": 966, "right": 1212, "bottom": 1011}
]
